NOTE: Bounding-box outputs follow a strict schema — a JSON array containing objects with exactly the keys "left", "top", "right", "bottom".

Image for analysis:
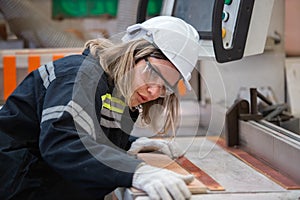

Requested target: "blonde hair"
[{"left": 85, "top": 38, "right": 180, "bottom": 135}]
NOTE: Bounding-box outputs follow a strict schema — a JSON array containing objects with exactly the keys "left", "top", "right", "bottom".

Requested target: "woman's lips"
[{"left": 137, "top": 92, "right": 148, "bottom": 103}]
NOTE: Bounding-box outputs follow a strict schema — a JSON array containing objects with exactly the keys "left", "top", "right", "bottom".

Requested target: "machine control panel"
[
  {"left": 222, "top": 0, "right": 240, "bottom": 49},
  {"left": 212, "top": 0, "right": 255, "bottom": 62},
  {"left": 136, "top": 0, "right": 274, "bottom": 63}
]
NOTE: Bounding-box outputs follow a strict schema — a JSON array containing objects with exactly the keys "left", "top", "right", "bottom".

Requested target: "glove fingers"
[
  {"left": 129, "top": 137, "right": 185, "bottom": 159},
  {"left": 170, "top": 171, "right": 195, "bottom": 184},
  {"left": 128, "top": 137, "right": 185, "bottom": 158},
  {"left": 154, "top": 181, "right": 173, "bottom": 200},
  {"left": 128, "top": 137, "right": 166, "bottom": 155},
  {"left": 176, "top": 179, "right": 193, "bottom": 199},
  {"left": 159, "top": 145, "right": 173, "bottom": 158},
  {"left": 164, "top": 178, "right": 186, "bottom": 200},
  {"left": 156, "top": 140, "right": 183, "bottom": 159},
  {"left": 168, "top": 142, "right": 184, "bottom": 158},
  {"left": 180, "top": 174, "right": 195, "bottom": 184},
  {"left": 144, "top": 184, "right": 161, "bottom": 200},
  {"left": 127, "top": 145, "right": 143, "bottom": 155},
  {"left": 133, "top": 165, "right": 193, "bottom": 200},
  {"left": 148, "top": 140, "right": 177, "bottom": 158}
]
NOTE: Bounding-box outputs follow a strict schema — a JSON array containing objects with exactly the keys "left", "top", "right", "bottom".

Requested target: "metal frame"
[
  {"left": 225, "top": 87, "right": 300, "bottom": 184},
  {"left": 239, "top": 120, "right": 300, "bottom": 183}
]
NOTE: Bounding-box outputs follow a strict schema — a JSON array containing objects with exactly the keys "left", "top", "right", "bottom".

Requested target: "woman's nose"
[{"left": 147, "top": 85, "right": 161, "bottom": 98}]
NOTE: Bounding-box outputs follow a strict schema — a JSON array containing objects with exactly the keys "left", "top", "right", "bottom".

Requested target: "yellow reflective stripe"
[
  {"left": 111, "top": 97, "right": 126, "bottom": 107},
  {"left": 101, "top": 107, "right": 122, "bottom": 121},
  {"left": 101, "top": 93, "right": 126, "bottom": 114},
  {"left": 101, "top": 93, "right": 126, "bottom": 106},
  {"left": 102, "top": 103, "right": 124, "bottom": 114},
  {"left": 101, "top": 93, "right": 110, "bottom": 101}
]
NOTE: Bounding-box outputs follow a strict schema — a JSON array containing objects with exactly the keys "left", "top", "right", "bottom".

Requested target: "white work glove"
[
  {"left": 128, "top": 137, "right": 184, "bottom": 159},
  {"left": 133, "top": 164, "right": 194, "bottom": 200}
]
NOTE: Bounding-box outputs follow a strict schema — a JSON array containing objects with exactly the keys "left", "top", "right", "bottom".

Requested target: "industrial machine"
[
  {"left": 123, "top": 0, "right": 300, "bottom": 199},
  {"left": 0, "top": 0, "right": 299, "bottom": 199},
  {"left": 137, "top": 0, "right": 274, "bottom": 63}
]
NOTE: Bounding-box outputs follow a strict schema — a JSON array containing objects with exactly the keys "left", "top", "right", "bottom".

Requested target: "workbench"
[{"left": 123, "top": 136, "right": 300, "bottom": 200}]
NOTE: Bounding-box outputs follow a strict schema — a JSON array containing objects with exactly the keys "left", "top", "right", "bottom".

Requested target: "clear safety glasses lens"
[{"left": 143, "top": 58, "right": 182, "bottom": 97}]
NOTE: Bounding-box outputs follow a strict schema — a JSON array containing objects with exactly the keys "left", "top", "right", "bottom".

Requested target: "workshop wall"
[
  {"left": 285, "top": 0, "right": 300, "bottom": 118},
  {"left": 285, "top": 0, "right": 300, "bottom": 57}
]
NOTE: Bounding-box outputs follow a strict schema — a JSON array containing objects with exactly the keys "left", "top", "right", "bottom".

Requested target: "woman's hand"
[
  {"left": 133, "top": 164, "right": 194, "bottom": 200},
  {"left": 128, "top": 137, "right": 184, "bottom": 159}
]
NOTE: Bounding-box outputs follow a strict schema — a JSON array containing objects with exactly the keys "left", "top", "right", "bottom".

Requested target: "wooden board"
[
  {"left": 176, "top": 156, "right": 224, "bottom": 191},
  {"left": 133, "top": 153, "right": 207, "bottom": 194}
]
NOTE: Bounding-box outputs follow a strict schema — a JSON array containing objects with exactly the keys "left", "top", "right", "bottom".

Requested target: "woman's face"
[{"left": 129, "top": 57, "right": 181, "bottom": 107}]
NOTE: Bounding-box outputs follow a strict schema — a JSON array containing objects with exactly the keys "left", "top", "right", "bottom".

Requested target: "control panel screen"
[{"left": 172, "top": 0, "right": 215, "bottom": 39}]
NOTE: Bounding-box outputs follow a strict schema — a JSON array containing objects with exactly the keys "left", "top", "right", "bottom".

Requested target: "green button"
[{"left": 224, "top": 0, "right": 232, "bottom": 5}]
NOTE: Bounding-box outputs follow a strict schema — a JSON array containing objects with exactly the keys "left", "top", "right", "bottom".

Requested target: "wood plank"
[
  {"left": 176, "top": 156, "right": 224, "bottom": 191},
  {"left": 135, "top": 153, "right": 207, "bottom": 194}
]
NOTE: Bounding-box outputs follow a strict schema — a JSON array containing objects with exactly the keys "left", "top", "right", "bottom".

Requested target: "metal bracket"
[
  {"left": 225, "top": 99, "right": 249, "bottom": 147},
  {"left": 225, "top": 88, "right": 264, "bottom": 147}
]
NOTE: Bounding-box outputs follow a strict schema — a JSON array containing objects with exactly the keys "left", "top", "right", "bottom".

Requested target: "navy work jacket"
[{"left": 0, "top": 49, "right": 142, "bottom": 200}]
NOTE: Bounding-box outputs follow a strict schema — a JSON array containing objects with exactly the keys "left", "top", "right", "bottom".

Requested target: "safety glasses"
[{"left": 142, "top": 58, "right": 182, "bottom": 97}]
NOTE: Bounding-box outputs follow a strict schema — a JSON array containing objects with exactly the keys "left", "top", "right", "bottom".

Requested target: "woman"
[{"left": 0, "top": 16, "right": 199, "bottom": 200}]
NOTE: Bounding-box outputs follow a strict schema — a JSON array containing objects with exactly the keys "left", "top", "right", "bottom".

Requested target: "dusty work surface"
[{"left": 124, "top": 136, "right": 300, "bottom": 200}]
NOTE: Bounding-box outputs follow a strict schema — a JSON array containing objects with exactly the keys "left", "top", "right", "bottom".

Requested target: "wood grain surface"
[{"left": 135, "top": 153, "right": 207, "bottom": 194}]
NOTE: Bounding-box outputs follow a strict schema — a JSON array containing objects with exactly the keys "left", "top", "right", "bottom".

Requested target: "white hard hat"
[{"left": 122, "top": 16, "right": 199, "bottom": 91}]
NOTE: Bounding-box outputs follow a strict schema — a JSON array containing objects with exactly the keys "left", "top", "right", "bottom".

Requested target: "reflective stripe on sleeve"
[
  {"left": 41, "top": 100, "right": 96, "bottom": 140},
  {"left": 100, "top": 93, "right": 126, "bottom": 129},
  {"left": 100, "top": 117, "right": 121, "bottom": 129},
  {"left": 101, "top": 108, "right": 122, "bottom": 122},
  {"left": 38, "top": 62, "right": 56, "bottom": 89},
  {"left": 41, "top": 105, "right": 65, "bottom": 122},
  {"left": 101, "top": 93, "right": 126, "bottom": 114}
]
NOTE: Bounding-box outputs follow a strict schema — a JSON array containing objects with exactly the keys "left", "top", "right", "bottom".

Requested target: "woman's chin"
[{"left": 129, "top": 98, "right": 138, "bottom": 107}]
